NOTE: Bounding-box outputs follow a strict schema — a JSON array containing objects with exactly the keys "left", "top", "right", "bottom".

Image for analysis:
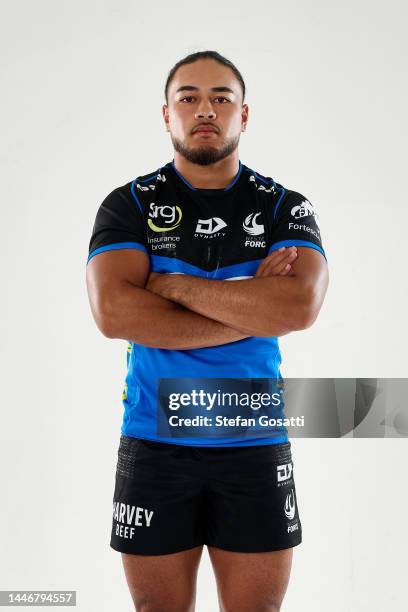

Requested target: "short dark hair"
[{"left": 164, "top": 50, "right": 246, "bottom": 104}]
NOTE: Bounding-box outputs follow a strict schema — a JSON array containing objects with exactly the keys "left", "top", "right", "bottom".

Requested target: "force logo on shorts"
[{"left": 284, "top": 489, "right": 300, "bottom": 534}]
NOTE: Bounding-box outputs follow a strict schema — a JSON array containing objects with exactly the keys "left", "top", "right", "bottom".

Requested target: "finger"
[
  {"left": 260, "top": 261, "right": 288, "bottom": 277},
  {"left": 279, "top": 264, "right": 292, "bottom": 276},
  {"left": 256, "top": 247, "right": 298, "bottom": 277},
  {"left": 264, "top": 251, "right": 298, "bottom": 276},
  {"left": 271, "top": 249, "right": 298, "bottom": 270},
  {"left": 266, "top": 247, "right": 297, "bottom": 268},
  {"left": 256, "top": 248, "right": 292, "bottom": 276}
]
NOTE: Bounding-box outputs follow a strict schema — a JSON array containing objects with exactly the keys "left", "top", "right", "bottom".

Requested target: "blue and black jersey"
[{"left": 87, "top": 160, "right": 325, "bottom": 446}]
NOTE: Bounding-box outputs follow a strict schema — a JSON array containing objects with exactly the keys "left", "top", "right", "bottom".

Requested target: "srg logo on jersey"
[
  {"left": 195, "top": 217, "right": 227, "bottom": 237},
  {"left": 284, "top": 489, "right": 296, "bottom": 520},
  {"left": 277, "top": 462, "right": 293, "bottom": 484},
  {"left": 291, "top": 199, "right": 320, "bottom": 229},
  {"left": 148, "top": 203, "right": 183, "bottom": 232},
  {"left": 243, "top": 212, "right": 264, "bottom": 236}
]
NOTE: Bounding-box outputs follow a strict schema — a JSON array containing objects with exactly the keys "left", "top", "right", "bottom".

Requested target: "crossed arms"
[{"left": 86, "top": 246, "right": 329, "bottom": 350}]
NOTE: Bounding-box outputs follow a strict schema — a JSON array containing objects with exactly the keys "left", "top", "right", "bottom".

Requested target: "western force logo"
[
  {"left": 195, "top": 217, "right": 227, "bottom": 235},
  {"left": 284, "top": 489, "right": 296, "bottom": 520},
  {"left": 148, "top": 203, "right": 182, "bottom": 232},
  {"left": 243, "top": 212, "right": 264, "bottom": 236},
  {"left": 291, "top": 199, "right": 320, "bottom": 229},
  {"left": 277, "top": 462, "right": 293, "bottom": 484},
  {"left": 243, "top": 212, "right": 265, "bottom": 247}
]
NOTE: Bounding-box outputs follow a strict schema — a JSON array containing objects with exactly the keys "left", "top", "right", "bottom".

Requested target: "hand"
[{"left": 255, "top": 247, "right": 298, "bottom": 278}]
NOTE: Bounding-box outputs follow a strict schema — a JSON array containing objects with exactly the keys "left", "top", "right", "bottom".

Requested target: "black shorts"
[{"left": 110, "top": 436, "right": 302, "bottom": 555}]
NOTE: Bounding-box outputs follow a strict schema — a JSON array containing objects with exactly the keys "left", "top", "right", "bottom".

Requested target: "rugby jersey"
[{"left": 87, "top": 160, "right": 325, "bottom": 446}]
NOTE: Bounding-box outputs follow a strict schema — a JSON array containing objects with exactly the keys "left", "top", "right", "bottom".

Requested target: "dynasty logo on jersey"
[{"left": 195, "top": 217, "right": 227, "bottom": 237}]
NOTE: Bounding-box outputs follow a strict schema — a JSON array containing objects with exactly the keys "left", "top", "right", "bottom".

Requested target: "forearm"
[
  {"left": 149, "top": 274, "right": 314, "bottom": 337},
  {"left": 99, "top": 282, "right": 249, "bottom": 350}
]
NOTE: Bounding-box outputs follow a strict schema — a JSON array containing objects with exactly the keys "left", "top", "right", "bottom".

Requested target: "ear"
[
  {"left": 162, "top": 104, "right": 169, "bottom": 130},
  {"left": 241, "top": 103, "right": 249, "bottom": 131}
]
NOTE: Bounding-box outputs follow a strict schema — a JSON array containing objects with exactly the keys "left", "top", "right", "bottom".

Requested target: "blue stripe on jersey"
[
  {"left": 87, "top": 241, "right": 147, "bottom": 264},
  {"left": 268, "top": 239, "right": 326, "bottom": 259},
  {"left": 150, "top": 254, "right": 262, "bottom": 279},
  {"left": 171, "top": 160, "right": 243, "bottom": 192},
  {"left": 130, "top": 181, "right": 144, "bottom": 213},
  {"left": 139, "top": 173, "right": 159, "bottom": 183},
  {"left": 171, "top": 162, "right": 198, "bottom": 190},
  {"left": 273, "top": 188, "right": 287, "bottom": 220},
  {"left": 224, "top": 161, "right": 243, "bottom": 190},
  {"left": 244, "top": 167, "right": 277, "bottom": 188}
]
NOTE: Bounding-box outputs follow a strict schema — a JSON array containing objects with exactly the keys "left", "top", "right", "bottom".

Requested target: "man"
[{"left": 86, "top": 50, "right": 328, "bottom": 612}]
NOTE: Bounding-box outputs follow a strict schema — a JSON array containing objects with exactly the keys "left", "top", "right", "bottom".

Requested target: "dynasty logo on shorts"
[
  {"left": 284, "top": 489, "right": 299, "bottom": 534},
  {"left": 113, "top": 502, "right": 154, "bottom": 539},
  {"left": 276, "top": 462, "right": 293, "bottom": 486}
]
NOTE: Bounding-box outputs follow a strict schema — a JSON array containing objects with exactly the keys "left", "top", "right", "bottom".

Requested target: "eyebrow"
[{"left": 175, "top": 85, "right": 235, "bottom": 95}]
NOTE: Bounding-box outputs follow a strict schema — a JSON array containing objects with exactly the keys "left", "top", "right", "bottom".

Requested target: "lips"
[{"left": 193, "top": 126, "right": 217, "bottom": 134}]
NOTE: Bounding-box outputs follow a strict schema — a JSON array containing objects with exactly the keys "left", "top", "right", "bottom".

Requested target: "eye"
[
  {"left": 179, "top": 96, "right": 195, "bottom": 103},
  {"left": 214, "top": 97, "right": 230, "bottom": 103}
]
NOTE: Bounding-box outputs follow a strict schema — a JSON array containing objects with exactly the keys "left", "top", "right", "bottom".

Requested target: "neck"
[{"left": 173, "top": 151, "right": 240, "bottom": 189}]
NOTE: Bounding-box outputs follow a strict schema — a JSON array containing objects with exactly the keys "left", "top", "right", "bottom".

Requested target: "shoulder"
[
  {"left": 242, "top": 165, "right": 312, "bottom": 201},
  {"left": 99, "top": 164, "right": 168, "bottom": 212},
  {"left": 243, "top": 165, "right": 317, "bottom": 221},
  {"left": 241, "top": 165, "right": 283, "bottom": 195},
  {"left": 277, "top": 189, "right": 318, "bottom": 222}
]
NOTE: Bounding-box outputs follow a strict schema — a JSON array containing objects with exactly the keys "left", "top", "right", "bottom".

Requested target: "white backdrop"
[{"left": 1, "top": 0, "right": 407, "bottom": 610}]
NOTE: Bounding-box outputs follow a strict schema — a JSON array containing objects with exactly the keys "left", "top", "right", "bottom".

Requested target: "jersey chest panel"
[{"left": 135, "top": 176, "right": 279, "bottom": 272}]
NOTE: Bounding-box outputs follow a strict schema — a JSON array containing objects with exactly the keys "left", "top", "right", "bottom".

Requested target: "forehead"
[{"left": 169, "top": 59, "right": 239, "bottom": 95}]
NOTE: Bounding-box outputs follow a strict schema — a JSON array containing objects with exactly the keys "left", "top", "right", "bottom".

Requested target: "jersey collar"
[{"left": 169, "top": 159, "right": 243, "bottom": 192}]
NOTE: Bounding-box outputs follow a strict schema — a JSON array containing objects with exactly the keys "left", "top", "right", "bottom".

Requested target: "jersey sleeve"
[
  {"left": 268, "top": 190, "right": 326, "bottom": 259},
  {"left": 87, "top": 184, "right": 148, "bottom": 264}
]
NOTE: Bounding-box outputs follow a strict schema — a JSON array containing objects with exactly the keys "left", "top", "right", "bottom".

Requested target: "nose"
[{"left": 195, "top": 102, "right": 216, "bottom": 120}]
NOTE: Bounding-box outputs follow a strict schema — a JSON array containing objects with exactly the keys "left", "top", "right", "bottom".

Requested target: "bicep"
[
  {"left": 86, "top": 249, "right": 150, "bottom": 329},
  {"left": 290, "top": 247, "right": 328, "bottom": 284},
  {"left": 289, "top": 247, "right": 329, "bottom": 323}
]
